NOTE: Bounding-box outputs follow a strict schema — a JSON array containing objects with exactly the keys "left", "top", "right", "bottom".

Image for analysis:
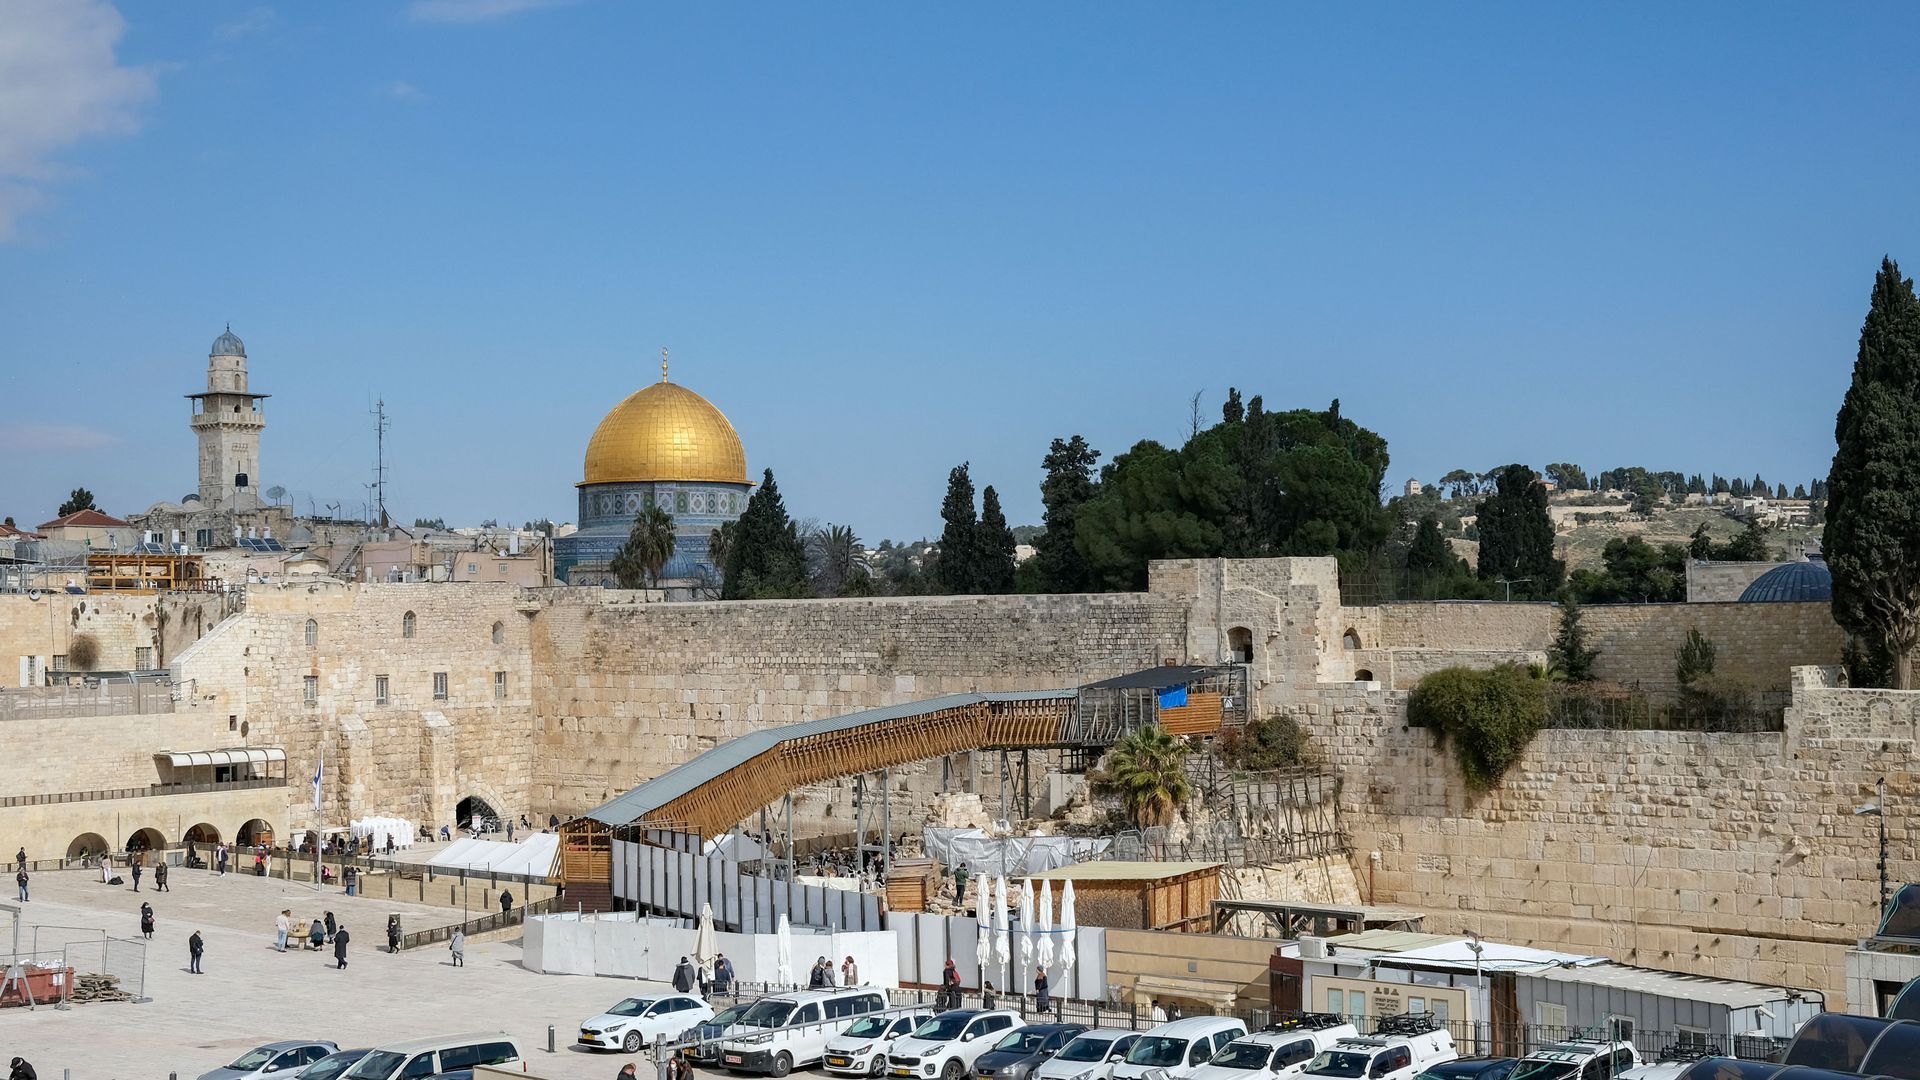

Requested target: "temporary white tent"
[{"left": 426, "top": 833, "right": 558, "bottom": 878}]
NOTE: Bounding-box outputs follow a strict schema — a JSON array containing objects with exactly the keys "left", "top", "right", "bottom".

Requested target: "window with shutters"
[
  {"left": 433, "top": 672, "right": 448, "bottom": 700},
  {"left": 375, "top": 675, "right": 389, "bottom": 705}
]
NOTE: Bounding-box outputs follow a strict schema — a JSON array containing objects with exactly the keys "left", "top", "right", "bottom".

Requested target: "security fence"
[{"left": 1, "top": 934, "right": 146, "bottom": 1006}]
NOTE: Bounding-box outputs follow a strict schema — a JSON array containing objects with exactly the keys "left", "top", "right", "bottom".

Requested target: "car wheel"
[
  {"left": 624, "top": 1031, "right": 643, "bottom": 1054},
  {"left": 943, "top": 1059, "right": 965, "bottom": 1080},
  {"left": 772, "top": 1052, "right": 794, "bottom": 1078},
  {"left": 869, "top": 1054, "right": 889, "bottom": 1077}
]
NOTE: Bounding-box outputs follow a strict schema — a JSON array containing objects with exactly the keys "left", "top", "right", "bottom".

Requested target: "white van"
[
  {"left": 1191, "top": 1015, "right": 1360, "bottom": 1080},
  {"left": 720, "top": 987, "right": 889, "bottom": 1076},
  {"left": 341, "top": 1033, "right": 523, "bottom": 1080},
  {"left": 1304, "top": 1023, "right": 1457, "bottom": 1080},
  {"left": 1111, "top": 1016, "right": 1250, "bottom": 1080}
]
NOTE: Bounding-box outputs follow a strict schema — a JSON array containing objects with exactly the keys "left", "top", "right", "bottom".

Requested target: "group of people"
[
  {"left": 670, "top": 952, "right": 737, "bottom": 997},
  {"left": 273, "top": 909, "right": 352, "bottom": 968},
  {"left": 806, "top": 954, "right": 861, "bottom": 988},
  {"left": 939, "top": 958, "right": 1050, "bottom": 1012}
]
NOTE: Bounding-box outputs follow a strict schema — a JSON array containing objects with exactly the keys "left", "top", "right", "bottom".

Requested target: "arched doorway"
[
  {"left": 1354, "top": 669, "right": 1376, "bottom": 683},
  {"left": 1342, "top": 628, "right": 1363, "bottom": 650},
  {"left": 125, "top": 827, "right": 165, "bottom": 853},
  {"left": 237, "top": 819, "right": 274, "bottom": 847},
  {"left": 67, "top": 833, "right": 108, "bottom": 859},
  {"left": 1228, "top": 626, "right": 1253, "bottom": 664},
  {"left": 185, "top": 823, "right": 221, "bottom": 845},
  {"left": 455, "top": 795, "right": 500, "bottom": 835}
]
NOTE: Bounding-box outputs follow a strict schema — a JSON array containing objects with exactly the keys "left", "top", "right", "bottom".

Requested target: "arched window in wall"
[
  {"left": 491, "top": 621, "right": 504, "bottom": 645},
  {"left": 304, "top": 619, "right": 318, "bottom": 647},
  {"left": 1228, "top": 626, "right": 1253, "bottom": 664},
  {"left": 402, "top": 611, "right": 416, "bottom": 639}
]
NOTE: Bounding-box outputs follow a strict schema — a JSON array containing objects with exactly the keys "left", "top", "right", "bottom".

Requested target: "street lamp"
[
  {"left": 1855, "top": 776, "right": 1889, "bottom": 921},
  {"left": 1494, "top": 578, "right": 1531, "bottom": 602}
]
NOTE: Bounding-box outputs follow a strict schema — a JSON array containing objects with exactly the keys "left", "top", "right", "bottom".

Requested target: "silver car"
[{"left": 199, "top": 1040, "right": 341, "bottom": 1080}]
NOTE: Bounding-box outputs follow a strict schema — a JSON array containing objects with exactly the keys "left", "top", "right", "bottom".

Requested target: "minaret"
[{"left": 187, "top": 326, "right": 269, "bottom": 508}]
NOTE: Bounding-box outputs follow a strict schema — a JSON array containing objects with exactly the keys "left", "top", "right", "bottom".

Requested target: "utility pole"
[
  {"left": 1858, "top": 778, "right": 1890, "bottom": 921},
  {"left": 371, "top": 399, "right": 390, "bottom": 529}
]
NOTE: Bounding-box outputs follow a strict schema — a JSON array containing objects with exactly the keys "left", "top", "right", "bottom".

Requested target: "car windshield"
[
  {"left": 995, "top": 1030, "right": 1052, "bottom": 1054},
  {"left": 343, "top": 1052, "right": 405, "bottom": 1080},
  {"left": 608, "top": 998, "right": 656, "bottom": 1018},
  {"left": 1128, "top": 1037, "right": 1190, "bottom": 1067},
  {"left": 738, "top": 1000, "right": 797, "bottom": 1028},
  {"left": 711, "top": 1005, "right": 749, "bottom": 1027},
  {"left": 845, "top": 1016, "right": 894, "bottom": 1039},
  {"left": 1209, "top": 1043, "right": 1276, "bottom": 1070},
  {"left": 1508, "top": 1065, "right": 1576, "bottom": 1080},
  {"left": 1305, "top": 1051, "right": 1372, "bottom": 1078},
  {"left": 913, "top": 1015, "right": 973, "bottom": 1041},
  {"left": 227, "top": 1049, "right": 276, "bottom": 1070},
  {"left": 300, "top": 1054, "right": 365, "bottom": 1080},
  {"left": 1057, "top": 1038, "right": 1115, "bottom": 1063}
]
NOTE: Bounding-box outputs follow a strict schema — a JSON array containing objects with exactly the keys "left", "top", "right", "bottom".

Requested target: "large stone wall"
[
  {"left": 1279, "top": 669, "right": 1905, "bottom": 1008},
  {"left": 0, "top": 591, "right": 230, "bottom": 684}
]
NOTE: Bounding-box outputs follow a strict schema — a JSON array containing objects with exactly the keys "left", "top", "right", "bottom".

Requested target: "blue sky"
[{"left": 3, "top": 2, "right": 1917, "bottom": 540}]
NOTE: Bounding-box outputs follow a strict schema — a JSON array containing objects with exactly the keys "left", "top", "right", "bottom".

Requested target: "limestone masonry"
[{"left": 1, "top": 557, "right": 1894, "bottom": 1005}]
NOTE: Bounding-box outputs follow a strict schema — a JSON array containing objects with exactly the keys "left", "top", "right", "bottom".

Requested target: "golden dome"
[{"left": 580, "top": 380, "right": 749, "bottom": 486}]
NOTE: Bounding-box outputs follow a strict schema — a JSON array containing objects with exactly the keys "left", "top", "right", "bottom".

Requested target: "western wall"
[{"left": 1, "top": 556, "right": 1897, "bottom": 1005}]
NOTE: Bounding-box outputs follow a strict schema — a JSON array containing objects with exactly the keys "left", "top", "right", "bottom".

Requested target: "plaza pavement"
[{"left": 0, "top": 867, "right": 740, "bottom": 1080}]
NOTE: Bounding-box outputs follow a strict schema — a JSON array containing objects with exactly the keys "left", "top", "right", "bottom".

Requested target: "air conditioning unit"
[{"left": 1298, "top": 936, "right": 1329, "bottom": 960}]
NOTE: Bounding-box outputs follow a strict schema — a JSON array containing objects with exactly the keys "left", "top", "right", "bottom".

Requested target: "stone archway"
[
  {"left": 237, "top": 819, "right": 274, "bottom": 847},
  {"left": 67, "top": 832, "right": 109, "bottom": 859},
  {"left": 125, "top": 827, "right": 166, "bottom": 853},
  {"left": 1228, "top": 626, "right": 1254, "bottom": 665},
  {"left": 455, "top": 794, "right": 502, "bottom": 835},
  {"left": 185, "top": 822, "right": 221, "bottom": 845}
]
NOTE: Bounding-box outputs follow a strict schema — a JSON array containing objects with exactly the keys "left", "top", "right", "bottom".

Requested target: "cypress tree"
[
  {"left": 1827, "top": 257, "right": 1920, "bottom": 687},
  {"left": 1548, "top": 599, "right": 1599, "bottom": 682},
  {"left": 1474, "top": 463, "right": 1564, "bottom": 598},
  {"left": 1035, "top": 435, "right": 1100, "bottom": 592},
  {"left": 721, "top": 469, "right": 808, "bottom": 599},
  {"left": 1405, "top": 515, "right": 1452, "bottom": 572},
  {"left": 976, "top": 485, "right": 1017, "bottom": 593},
  {"left": 935, "top": 463, "right": 979, "bottom": 594}
]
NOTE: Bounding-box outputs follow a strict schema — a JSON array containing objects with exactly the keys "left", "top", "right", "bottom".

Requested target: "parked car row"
[{"left": 197, "top": 1031, "right": 524, "bottom": 1080}]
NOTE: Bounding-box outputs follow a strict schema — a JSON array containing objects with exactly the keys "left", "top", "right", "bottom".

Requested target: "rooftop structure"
[{"left": 1740, "top": 557, "right": 1833, "bottom": 603}]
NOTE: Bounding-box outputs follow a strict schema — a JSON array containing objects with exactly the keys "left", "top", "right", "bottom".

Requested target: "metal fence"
[
  {"left": 397, "top": 894, "right": 561, "bottom": 951},
  {"left": 0, "top": 678, "right": 175, "bottom": 722},
  {"left": 1542, "top": 686, "right": 1790, "bottom": 733},
  {"left": 1, "top": 935, "right": 146, "bottom": 1007}
]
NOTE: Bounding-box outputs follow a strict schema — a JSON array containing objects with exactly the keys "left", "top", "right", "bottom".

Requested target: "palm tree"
[
  {"left": 809, "top": 524, "right": 867, "bottom": 596},
  {"left": 611, "top": 505, "right": 677, "bottom": 588},
  {"left": 1102, "top": 724, "right": 1192, "bottom": 828}
]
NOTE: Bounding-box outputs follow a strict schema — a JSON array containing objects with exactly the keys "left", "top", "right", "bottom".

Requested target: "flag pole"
[{"left": 312, "top": 749, "right": 324, "bottom": 892}]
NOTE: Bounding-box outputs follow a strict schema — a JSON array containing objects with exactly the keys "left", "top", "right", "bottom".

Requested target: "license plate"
[
  {"left": 892, "top": 1069, "right": 913, "bottom": 1077},
  {"left": 726, "top": 1055, "right": 743, "bottom": 1065},
  {"left": 828, "top": 1058, "right": 850, "bottom": 1067}
]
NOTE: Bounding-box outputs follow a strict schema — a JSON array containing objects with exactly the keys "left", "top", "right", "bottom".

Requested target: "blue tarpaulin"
[{"left": 1157, "top": 686, "right": 1188, "bottom": 708}]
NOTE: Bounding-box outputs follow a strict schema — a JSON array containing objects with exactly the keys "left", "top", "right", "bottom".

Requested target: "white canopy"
[
  {"left": 157, "top": 747, "right": 286, "bottom": 767},
  {"left": 426, "top": 833, "right": 558, "bottom": 878}
]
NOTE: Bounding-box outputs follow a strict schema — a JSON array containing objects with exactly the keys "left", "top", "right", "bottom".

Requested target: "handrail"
[{"left": 0, "top": 776, "right": 287, "bottom": 809}]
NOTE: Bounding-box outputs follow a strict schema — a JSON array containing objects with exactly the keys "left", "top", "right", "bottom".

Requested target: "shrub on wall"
[
  {"left": 67, "top": 633, "right": 100, "bottom": 670},
  {"left": 1217, "top": 711, "right": 1316, "bottom": 772},
  {"left": 1408, "top": 664, "right": 1546, "bottom": 790}
]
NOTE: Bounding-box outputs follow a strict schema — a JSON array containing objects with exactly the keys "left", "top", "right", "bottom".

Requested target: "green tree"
[
  {"left": 808, "top": 524, "right": 866, "bottom": 597},
  {"left": 1711, "top": 474, "right": 1730, "bottom": 495},
  {"left": 1689, "top": 523, "right": 1715, "bottom": 560},
  {"left": 1409, "top": 665, "right": 1546, "bottom": 790},
  {"left": 1828, "top": 258, "right": 1920, "bottom": 687},
  {"left": 610, "top": 504, "right": 676, "bottom": 589},
  {"left": 1549, "top": 600, "right": 1599, "bottom": 682},
  {"left": 1439, "top": 469, "right": 1478, "bottom": 499},
  {"left": 1569, "top": 537, "right": 1686, "bottom": 603},
  {"left": 1543, "top": 463, "right": 1589, "bottom": 491},
  {"left": 708, "top": 521, "right": 736, "bottom": 575},
  {"left": 975, "top": 486, "right": 1017, "bottom": 593},
  {"left": 1075, "top": 440, "right": 1232, "bottom": 590},
  {"left": 722, "top": 469, "right": 809, "bottom": 599},
  {"left": 1474, "top": 464, "right": 1564, "bottom": 598},
  {"left": 1035, "top": 435, "right": 1100, "bottom": 592},
  {"left": 57, "top": 488, "right": 97, "bottom": 517},
  {"left": 935, "top": 463, "right": 979, "bottom": 594},
  {"left": 1406, "top": 515, "right": 1452, "bottom": 572},
  {"left": 1793, "top": 484, "right": 1808, "bottom": 499},
  {"left": 1100, "top": 724, "right": 1192, "bottom": 828},
  {"left": 1722, "top": 519, "right": 1772, "bottom": 562},
  {"left": 1676, "top": 628, "right": 1717, "bottom": 685}
]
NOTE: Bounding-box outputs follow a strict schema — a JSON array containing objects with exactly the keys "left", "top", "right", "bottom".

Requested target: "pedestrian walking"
[
  {"left": 217, "top": 844, "right": 229, "bottom": 876},
  {"left": 450, "top": 928, "right": 465, "bottom": 967},
  {"left": 506, "top": 820, "right": 515, "bottom": 843},
  {"left": 188, "top": 930, "right": 204, "bottom": 974},
  {"left": 14, "top": 869, "right": 25, "bottom": 903},
  {"left": 139, "top": 902, "right": 155, "bottom": 940},
  {"left": 324, "top": 910, "right": 337, "bottom": 942},
  {"left": 275, "top": 909, "right": 291, "bottom": 952},
  {"left": 1034, "top": 966, "right": 1050, "bottom": 1013},
  {"left": 982, "top": 981, "right": 997, "bottom": 1009},
  {"left": 14, "top": 847, "right": 24, "bottom": 871},
  {"left": 841, "top": 955, "right": 859, "bottom": 986},
  {"left": 387, "top": 920, "right": 401, "bottom": 954},
  {"left": 498, "top": 888, "right": 513, "bottom": 917},
  {"left": 940, "top": 958, "right": 961, "bottom": 1011},
  {"left": 130, "top": 859, "right": 142, "bottom": 892},
  {"left": 155, "top": 861, "right": 169, "bottom": 892},
  {"left": 333, "top": 924, "right": 350, "bottom": 969},
  {"left": 10, "top": 1056, "right": 38, "bottom": 1080},
  {"left": 713, "top": 953, "right": 734, "bottom": 997},
  {"left": 672, "top": 955, "right": 695, "bottom": 993}
]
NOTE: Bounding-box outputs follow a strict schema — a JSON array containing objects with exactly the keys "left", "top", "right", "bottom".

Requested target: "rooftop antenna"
[{"left": 371, "top": 398, "right": 390, "bottom": 528}]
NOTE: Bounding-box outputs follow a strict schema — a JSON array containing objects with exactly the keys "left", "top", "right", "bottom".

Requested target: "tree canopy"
[
  {"left": 1034, "top": 435, "right": 1100, "bottom": 593},
  {"left": 1827, "top": 257, "right": 1920, "bottom": 687},
  {"left": 610, "top": 504, "right": 676, "bottom": 589},
  {"left": 935, "top": 463, "right": 979, "bottom": 594},
  {"left": 976, "top": 486, "right": 1017, "bottom": 594},
  {"left": 57, "top": 488, "right": 97, "bottom": 517},
  {"left": 1474, "top": 464, "right": 1564, "bottom": 598},
  {"left": 722, "top": 469, "right": 809, "bottom": 599}
]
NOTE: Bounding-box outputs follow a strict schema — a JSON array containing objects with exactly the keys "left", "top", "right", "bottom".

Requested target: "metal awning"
[{"left": 155, "top": 748, "right": 286, "bottom": 767}]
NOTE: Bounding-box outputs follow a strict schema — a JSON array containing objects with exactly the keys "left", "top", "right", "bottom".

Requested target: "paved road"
[{"left": 0, "top": 866, "right": 739, "bottom": 1080}]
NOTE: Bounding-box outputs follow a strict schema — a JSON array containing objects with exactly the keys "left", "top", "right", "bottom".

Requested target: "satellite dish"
[{"left": 266, "top": 486, "right": 288, "bottom": 503}]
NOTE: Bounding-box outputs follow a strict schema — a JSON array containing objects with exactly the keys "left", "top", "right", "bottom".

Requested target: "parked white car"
[
  {"left": 888, "top": 1009, "right": 1025, "bottom": 1080},
  {"left": 1033, "top": 1029, "right": 1142, "bottom": 1080},
  {"left": 1190, "top": 1017, "right": 1359, "bottom": 1080},
  {"left": 578, "top": 994, "right": 715, "bottom": 1054},
  {"left": 720, "top": 987, "right": 889, "bottom": 1076},
  {"left": 1305, "top": 1023, "right": 1458, "bottom": 1080},
  {"left": 1509, "top": 1040, "right": 1638, "bottom": 1080},
  {"left": 1111, "top": 1017, "right": 1249, "bottom": 1080},
  {"left": 824, "top": 1009, "right": 938, "bottom": 1076}
]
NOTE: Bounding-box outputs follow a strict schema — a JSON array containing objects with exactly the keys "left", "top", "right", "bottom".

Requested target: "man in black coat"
[
  {"left": 672, "top": 956, "right": 695, "bottom": 993},
  {"left": 498, "top": 889, "right": 513, "bottom": 916},
  {"left": 333, "top": 925, "right": 351, "bottom": 969},
  {"left": 188, "top": 930, "right": 204, "bottom": 974}
]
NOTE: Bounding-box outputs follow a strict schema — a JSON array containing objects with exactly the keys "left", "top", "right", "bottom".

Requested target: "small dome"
[
  {"left": 211, "top": 326, "right": 246, "bottom": 357},
  {"left": 1740, "top": 559, "right": 1832, "bottom": 603},
  {"left": 581, "top": 380, "right": 748, "bottom": 486}
]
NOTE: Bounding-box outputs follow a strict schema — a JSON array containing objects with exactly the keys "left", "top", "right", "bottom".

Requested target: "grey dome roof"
[
  {"left": 211, "top": 326, "right": 246, "bottom": 357},
  {"left": 1739, "top": 559, "right": 1832, "bottom": 603}
]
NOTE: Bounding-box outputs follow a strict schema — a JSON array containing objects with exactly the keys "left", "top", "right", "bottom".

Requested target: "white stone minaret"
[{"left": 187, "top": 326, "right": 268, "bottom": 508}]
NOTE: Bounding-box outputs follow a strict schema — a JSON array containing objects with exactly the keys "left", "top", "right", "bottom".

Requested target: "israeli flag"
[{"left": 312, "top": 753, "right": 324, "bottom": 811}]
